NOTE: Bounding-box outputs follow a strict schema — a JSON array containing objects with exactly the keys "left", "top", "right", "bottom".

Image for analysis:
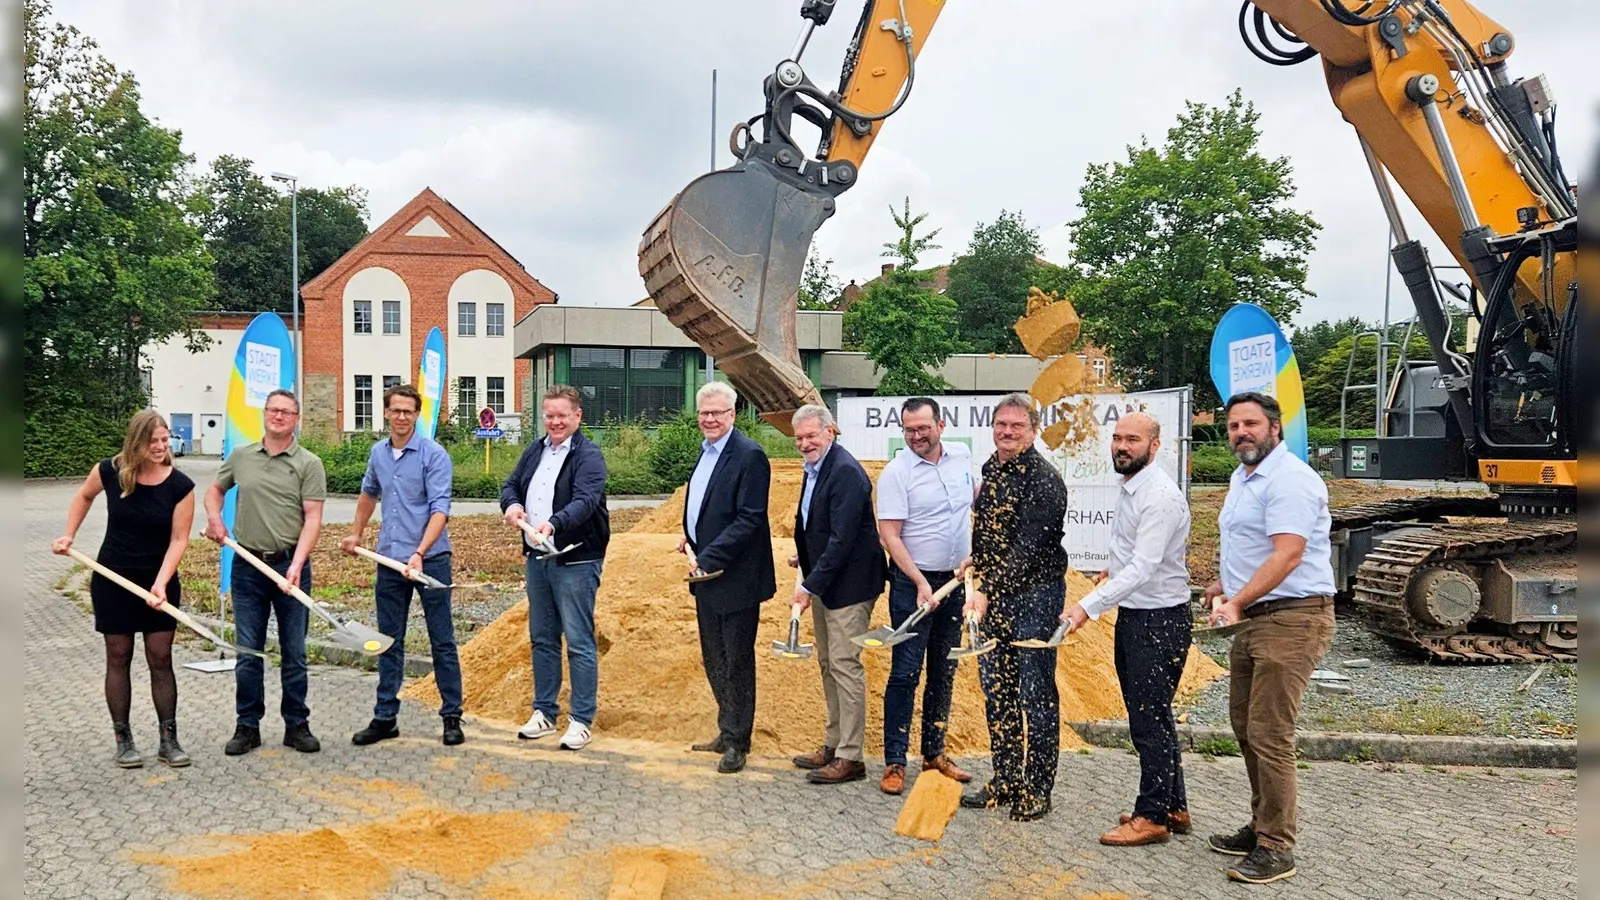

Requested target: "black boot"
[
  {"left": 283, "top": 724, "right": 321, "bottom": 753},
  {"left": 441, "top": 716, "right": 465, "bottom": 746},
  {"left": 352, "top": 718, "right": 400, "bottom": 746},
  {"left": 224, "top": 724, "right": 261, "bottom": 756},
  {"left": 1207, "top": 824, "right": 1258, "bottom": 857},
  {"left": 157, "top": 719, "right": 191, "bottom": 768},
  {"left": 960, "top": 782, "right": 1012, "bottom": 810},
  {"left": 1227, "top": 845, "right": 1297, "bottom": 884},
  {"left": 113, "top": 723, "right": 142, "bottom": 769}
]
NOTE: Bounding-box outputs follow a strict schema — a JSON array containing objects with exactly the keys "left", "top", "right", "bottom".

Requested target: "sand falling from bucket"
[
  {"left": 130, "top": 806, "right": 570, "bottom": 900},
  {"left": 893, "top": 769, "right": 964, "bottom": 843}
]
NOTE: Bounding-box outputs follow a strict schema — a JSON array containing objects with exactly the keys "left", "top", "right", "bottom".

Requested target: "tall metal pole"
[
  {"left": 290, "top": 182, "right": 301, "bottom": 423},
  {"left": 1378, "top": 226, "right": 1392, "bottom": 437}
]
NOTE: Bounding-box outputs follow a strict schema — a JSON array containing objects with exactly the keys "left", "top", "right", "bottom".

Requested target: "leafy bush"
[
  {"left": 649, "top": 411, "right": 704, "bottom": 489},
  {"left": 452, "top": 472, "right": 502, "bottom": 500},
  {"left": 1307, "top": 425, "right": 1374, "bottom": 447},
  {"left": 1190, "top": 443, "right": 1237, "bottom": 483},
  {"left": 24, "top": 406, "right": 127, "bottom": 478}
]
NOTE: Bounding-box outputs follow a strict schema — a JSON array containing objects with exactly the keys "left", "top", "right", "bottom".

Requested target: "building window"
[
  {"left": 353, "top": 300, "right": 373, "bottom": 335},
  {"left": 569, "top": 347, "right": 626, "bottom": 422},
  {"left": 1092, "top": 357, "right": 1107, "bottom": 381},
  {"left": 382, "top": 300, "right": 401, "bottom": 335},
  {"left": 486, "top": 376, "right": 505, "bottom": 414},
  {"left": 486, "top": 302, "right": 505, "bottom": 337},
  {"left": 383, "top": 375, "right": 402, "bottom": 393},
  {"left": 1077, "top": 354, "right": 1087, "bottom": 365},
  {"left": 457, "top": 376, "right": 477, "bottom": 424},
  {"left": 458, "top": 302, "right": 476, "bottom": 336},
  {"left": 354, "top": 375, "right": 373, "bottom": 430},
  {"left": 628, "top": 348, "right": 687, "bottom": 423}
]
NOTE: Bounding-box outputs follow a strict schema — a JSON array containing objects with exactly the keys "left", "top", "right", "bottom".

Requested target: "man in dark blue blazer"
[
  {"left": 500, "top": 385, "right": 610, "bottom": 751},
  {"left": 679, "top": 381, "right": 776, "bottom": 774},
  {"left": 786, "top": 404, "right": 886, "bottom": 785}
]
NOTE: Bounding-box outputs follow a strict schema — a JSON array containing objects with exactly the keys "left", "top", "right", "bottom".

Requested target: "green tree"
[
  {"left": 881, "top": 196, "right": 941, "bottom": 267},
  {"left": 1302, "top": 332, "right": 1435, "bottom": 429},
  {"left": 945, "top": 210, "right": 1044, "bottom": 354},
  {"left": 1292, "top": 316, "right": 1371, "bottom": 373},
  {"left": 797, "top": 249, "right": 842, "bottom": 311},
  {"left": 24, "top": 0, "right": 213, "bottom": 474},
  {"left": 1068, "top": 90, "right": 1319, "bottom": 404},
  {"left": 197, "top": 157, "right": 369, "bottom": 312},
  {"left": 844, "top": 267, "right": 960, "bottom": 396}
]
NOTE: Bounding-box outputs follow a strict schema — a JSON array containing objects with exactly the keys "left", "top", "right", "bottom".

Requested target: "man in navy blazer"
[
  {"left": 501, "top": 385, "right": 610, "bottom": 751},
  {"left": 678, "top": 381, "right": 776, "bottom": 774},
  {"left": 787, "top": 404, "right": 886, "bottom": 785}
]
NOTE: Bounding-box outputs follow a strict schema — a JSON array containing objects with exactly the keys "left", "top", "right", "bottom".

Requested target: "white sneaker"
[
  {"left": 559, "top": 720, "right": 592, "bottom": 751},
  {"left": 517, "top": 710, "right": 556, "bottom": 740}
]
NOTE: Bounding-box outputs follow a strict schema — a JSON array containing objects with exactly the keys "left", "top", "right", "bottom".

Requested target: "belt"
[
  {"left": 1243, "top": 595, "right": 1332, "bottom": 619},
  {"left": 240, "top": 546, "right": 295, "bottom": 564}
]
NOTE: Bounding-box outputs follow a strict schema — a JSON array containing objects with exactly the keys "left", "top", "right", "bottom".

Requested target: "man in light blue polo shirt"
[
  {"left": 874, "top": 397, "right": 976, "bottom": 795},
  {"left": 340, "top": 383, "right": 465, "bottom": 748},
  {"left": 1203, "top": 391, "right": 1336, "bottom": 885}
]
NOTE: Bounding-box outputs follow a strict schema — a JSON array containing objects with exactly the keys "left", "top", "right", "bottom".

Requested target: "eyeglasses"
[
  {"left": 265, "top": 407, "right": 299, "bottom": 418},
  {"left": 697, "top": 408, "right": 734, "bottom": 418},
  {"left": 388, "top": 408, "right": 419, "bottom": 418},
  {"left": 902, "top": 425, "right": 935, "bottom": 436}
]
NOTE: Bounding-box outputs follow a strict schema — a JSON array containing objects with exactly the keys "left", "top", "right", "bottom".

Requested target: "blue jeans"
[
  {"left": 231, "top": 557, "right": 311, "bottom": 729},
  {"left": 373, "top": 553, "right": 462, "bottom": 720},
  {"left": 526, "top": 556, "right": 603, "bottom": 725},
  {"left": 882, "top": 567, "right": 965, "bottom": 766},
  {"left": 978, "top": 580, "right": 1064, "bottom": 802}
]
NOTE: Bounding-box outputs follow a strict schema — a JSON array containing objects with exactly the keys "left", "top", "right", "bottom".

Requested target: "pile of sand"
[{"left": 405, "top": 527, "right": 1224, "bottom": 755}]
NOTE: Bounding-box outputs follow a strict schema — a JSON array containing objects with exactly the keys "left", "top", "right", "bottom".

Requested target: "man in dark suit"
[
  {"left": 500, "top": 385, "right": 610, "bottom": 751},
  {"left": 788, "top": 404, "right": 886, "bottom": 785},
  {"left": 679, "top": 381, "right": 776, "bottom": 774}
]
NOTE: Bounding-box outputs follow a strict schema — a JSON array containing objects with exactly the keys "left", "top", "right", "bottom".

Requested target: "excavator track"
[{"left": 1349, "top": 518, "right": 1576, "bottom": 663}]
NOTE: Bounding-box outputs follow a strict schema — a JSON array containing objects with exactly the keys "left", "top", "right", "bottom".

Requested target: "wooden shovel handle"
[
  {"left": 65, "top": 547, "right": 255, "bottom": 655},
  {"left": 349, "top": 545, "right": 419, "bottom": 578},
  {"left": 223, "top": 538, "right": 318, "bottom": 607}
]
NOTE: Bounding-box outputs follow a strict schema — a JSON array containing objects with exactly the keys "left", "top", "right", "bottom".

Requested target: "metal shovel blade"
[
  {"left": 685, "top": 568, "right": 723, "bottom": 584},
  {"left": 949, "top": 638, "right": 998, "bottom": 660},
  {"left": 1193, "top": 620, "right": 1251, "bottom": 640},
  {"left": 852, "top": 626, "right": 919, "bottom": 650},
  {"left": 333, "top": 621, "right": 394, "bottom": 656},
  {"left": 534, "top": 540, "right": 581, "bottom": 561},
  {"left": 1013, "top": 621, "right": 1074, "bottom": 649},
  {"left": 770, "top": 638, "right": 814, "bottom": 660}
]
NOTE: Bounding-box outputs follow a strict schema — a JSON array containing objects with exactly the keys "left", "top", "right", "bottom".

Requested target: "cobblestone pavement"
[{"left": 25, "top": 480, "right": 1576, "bottom": 899}]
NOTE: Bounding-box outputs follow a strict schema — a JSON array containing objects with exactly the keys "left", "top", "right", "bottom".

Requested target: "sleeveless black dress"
[{"left": 89, "top": 459, "right": 196, "bottom": 635}]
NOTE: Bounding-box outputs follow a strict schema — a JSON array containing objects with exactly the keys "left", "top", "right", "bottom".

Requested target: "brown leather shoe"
[
  {"left": 922, "top": 754, "right": 973, "bottom": 783},
  {"left": 1121, "top": 810, "right": 1192, "bottom": 834},
  {"left": 1101, "top": 816, "right": 1171, "bottom": 846},
  {"left": 806, "top": 758, "right": 867, "bottom": 785},
  {"left": 791, "top": 745, "right": 835, "bottom": 770},
  {"left": 880, "top": 764, "right": 906, "bottom": 795}
]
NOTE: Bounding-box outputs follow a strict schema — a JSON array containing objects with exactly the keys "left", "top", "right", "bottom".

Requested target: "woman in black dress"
[{"left": 53, "top": 410, "right": 196, "bottom": 768}]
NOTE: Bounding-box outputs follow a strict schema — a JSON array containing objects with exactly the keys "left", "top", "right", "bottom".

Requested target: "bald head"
[{"left": 1110, "top": 411, "right": 1160, "bottom": 476}]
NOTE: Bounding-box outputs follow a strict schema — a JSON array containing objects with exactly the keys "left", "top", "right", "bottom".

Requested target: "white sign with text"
[
  {"left": 836, "top": 388, "right": 1191, "bottom": 571},
  {"left": 243, "top": 342, "right": 281, "bottom": 408}
]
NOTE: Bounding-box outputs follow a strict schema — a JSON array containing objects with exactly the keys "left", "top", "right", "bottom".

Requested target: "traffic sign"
[
  {"left": 477, "top": 406, "right": 497, "bottom": 430},
  {"left": 475, "top": 427, "right": 504, "bottom": 439}
]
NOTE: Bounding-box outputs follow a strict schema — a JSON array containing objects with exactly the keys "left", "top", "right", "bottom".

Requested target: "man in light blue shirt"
[
  {"left": 340, "top": 383, "right": 464, "bottom": 749},
  {"left": 1202, "top": 392, "right": 1337, "bottom": 886},
  {"left": 684, "top": 426, "right": 732, "bottom": 549}
]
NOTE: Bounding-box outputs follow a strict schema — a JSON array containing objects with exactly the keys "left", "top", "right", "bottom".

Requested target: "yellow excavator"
[{"left": 638, "top": 0, "right": 1577, "bottom": 662}]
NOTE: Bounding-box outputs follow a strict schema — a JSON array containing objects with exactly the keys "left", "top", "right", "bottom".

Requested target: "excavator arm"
[{"left": 640, "top": 0, "right": 1575, "bottom": 442}]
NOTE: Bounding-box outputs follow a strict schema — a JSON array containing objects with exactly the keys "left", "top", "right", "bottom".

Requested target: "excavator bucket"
[{"left": 639, "top": 157, "right": 831, "bottom": 434}]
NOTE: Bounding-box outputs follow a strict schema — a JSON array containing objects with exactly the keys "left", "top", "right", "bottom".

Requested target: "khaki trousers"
[
  {"left": 811, "top": 599, "right": 875, "bottom": 762},
  {"left": 1228, "top": 602, "right": 1336, "bottom": 851}
]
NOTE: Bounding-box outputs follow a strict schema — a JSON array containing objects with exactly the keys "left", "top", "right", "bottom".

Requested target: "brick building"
[{"left": 298, "top": 188, "right": 557, "bottom": 439}]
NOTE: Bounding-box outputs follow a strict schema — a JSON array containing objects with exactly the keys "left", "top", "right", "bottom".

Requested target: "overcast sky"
[{"left": 57, "top": 0, "right": 1595, "bottom": 329}]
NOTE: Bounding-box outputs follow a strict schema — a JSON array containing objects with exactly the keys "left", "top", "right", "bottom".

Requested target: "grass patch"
[
  {"left": 1193, "top": 737, "right": 1241, "bottom": 759},
  {"left": 1305, "top": 698, "right": 1483, "bottom": 736}
]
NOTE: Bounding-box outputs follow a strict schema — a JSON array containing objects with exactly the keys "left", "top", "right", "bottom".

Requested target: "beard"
[
  {"left": 1112, "top": 448, "right": 1152, "bottom": 476},
  {"left": 1231, "top": 432, "right": 1279, "bottom": 465}
]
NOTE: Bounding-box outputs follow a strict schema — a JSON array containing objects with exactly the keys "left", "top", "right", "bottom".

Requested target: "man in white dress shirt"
[{"left": 1062, "top": 411, "right": 1192, "bottom": 848}]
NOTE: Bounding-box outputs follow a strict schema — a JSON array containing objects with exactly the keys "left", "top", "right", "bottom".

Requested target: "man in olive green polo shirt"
[{"left": 204, "top": 388, "right": 327, "bottom": 757}]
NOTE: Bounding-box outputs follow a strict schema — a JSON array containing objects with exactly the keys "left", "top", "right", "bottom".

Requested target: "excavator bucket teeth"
[{"left": 639, "top": 158, "right": 831, "bottom": 434}]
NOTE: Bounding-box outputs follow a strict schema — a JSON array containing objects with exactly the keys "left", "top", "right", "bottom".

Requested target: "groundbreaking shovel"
[
  {"left": 349, "top": 545, "right": 453, "bottom": 590},
  {"left": 1012, "top": 618, "right": 1078, "bottom": 650},
  {"left": 228, "top": 540, "right": 394, "bottom": 656},
  {"left": 771, "top": 602, "right": 814, "bottom": 660},
  {"left": 66, "top": 548, "right": 267, "bottom": 659},
  {"left": 851, "top": 576, "right": 962, "bottom": 649},
  {"left": 947, "top": 572, "right": 997, "bottom": 661},
  {"left": 515, "top": 520, "right": 579, "bottom": 561},
  {"left": 682, "top": 547, "right": 723, "bottom": 584},
  {"left": 1193, "top": 618, "right": 1251, "bottom": 641}
]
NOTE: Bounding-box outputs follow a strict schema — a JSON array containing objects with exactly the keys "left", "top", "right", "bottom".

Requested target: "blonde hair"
[{"left": 111, "top": 410, "right": 170, "bottom": 497}]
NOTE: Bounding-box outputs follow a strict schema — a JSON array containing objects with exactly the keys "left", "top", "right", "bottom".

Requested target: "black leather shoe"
[
  {"left": 1010, "top": 795, "right": 1052, "bottom": 822},
  {"left": 692, "top": 735, "right": 727, "bottom": 753},
  {"left": 1227, "top": 846, "right": 1297, "bottom": 884},
  {"left": 960, "top": 782, "right": 1012, "bottom": 809},
  {"left": 717, "top": 746, "right": 747, "bottom": 774},
  {"left": 1208, "top": 824, "right": 1258, "bottom": 857},
  {"left": 442, "top": 716, "right": 465, "bottom": 746},
  {"left": 352, "top": 718, "right": 399, "bottom": 746},
  {"left": 224, "top": 724, "right": 261, "bottom": 756},
  {"left": 283, "top": 724, "right": 321, "bottom": 753}
]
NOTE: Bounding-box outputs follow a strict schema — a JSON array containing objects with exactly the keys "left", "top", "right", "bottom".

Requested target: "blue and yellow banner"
[
  {"left": 219, "top": 313, "right": 297, "bottom": 595},
  {"left": 1208, "top": 303, "right": 1308, "bottom": 462},
  {"left": 416, "top": 326, "right": 447, "bottom": 440}
]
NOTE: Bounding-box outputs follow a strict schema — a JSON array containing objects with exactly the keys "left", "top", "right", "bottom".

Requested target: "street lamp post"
[{"left": 270, "top": 172, "right": 302, "bottom": 421}]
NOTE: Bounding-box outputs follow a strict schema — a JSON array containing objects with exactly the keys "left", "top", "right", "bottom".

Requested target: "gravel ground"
[{"left": 1179, "top": 609, "right": 1578, "bottom": 740}]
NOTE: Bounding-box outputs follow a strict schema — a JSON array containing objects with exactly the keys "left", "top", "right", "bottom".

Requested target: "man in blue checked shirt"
[{"left": 340, "top": 383, "right": 465, "bottom": 748}]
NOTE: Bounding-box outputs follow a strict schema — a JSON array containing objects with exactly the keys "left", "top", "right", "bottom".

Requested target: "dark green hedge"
[{"left": 25, "top": 407, "right": 127, "bottom": 479}]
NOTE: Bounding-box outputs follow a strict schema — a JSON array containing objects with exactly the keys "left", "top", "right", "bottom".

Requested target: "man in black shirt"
[{"left": 959, "top": 392, "right": 1069, "bottom": 822}]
